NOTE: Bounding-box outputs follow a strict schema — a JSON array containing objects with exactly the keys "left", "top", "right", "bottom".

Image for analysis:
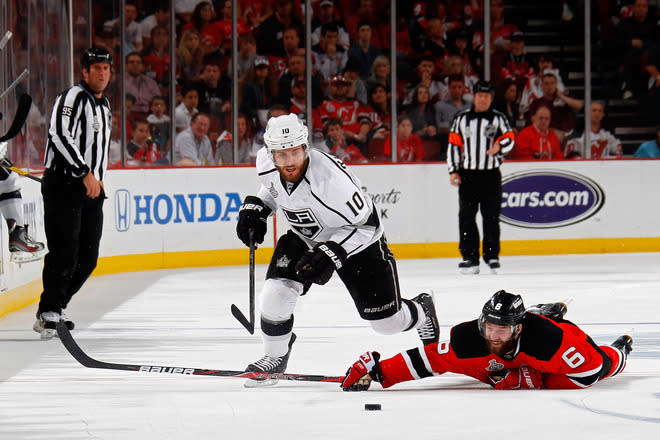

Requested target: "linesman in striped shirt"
[
  {"left": 447, "top": 80, "right": 514, "bottom": 275},
  {"left": 33, "top": 48, "right": 113, "bottom": 339}
]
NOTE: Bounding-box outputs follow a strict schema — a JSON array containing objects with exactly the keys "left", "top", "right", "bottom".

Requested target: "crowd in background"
[{"left": 11, "top": 0, "right": 660, "bottom": 167}]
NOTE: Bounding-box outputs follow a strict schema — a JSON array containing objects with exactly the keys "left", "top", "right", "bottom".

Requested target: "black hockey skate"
[
  {"left": 32, "top": 311, "right": 60, "bottom": 340},
  {"left": 8, "top": 219, "right": 46, "bottom": 263},
  {"left": 458, "top": 260, "right": 479, "bottom": 274},
  {"left": 526, "top": 302, "right": 568, "bottom": 320},
  {"left": 412, "top": 292, "right": 440, "bottom": 345},
  {"left": 611, "top": 335, "right": 633, "bottom": 356},
  {"left": 244, "top": 333, "right": 297, "bottom": 388}
]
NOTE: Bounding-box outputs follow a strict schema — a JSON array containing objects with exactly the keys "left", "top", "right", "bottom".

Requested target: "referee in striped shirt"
[
  {"left": 447, "top": 80, "right": 514, "bottom": 275},
  {"left": 34, "top": 48, "right": 113, "bottom": 339}
]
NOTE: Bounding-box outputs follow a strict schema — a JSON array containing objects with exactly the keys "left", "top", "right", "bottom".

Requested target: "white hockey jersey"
[
  {"left": 255, "top": 147, "right": 383, "bottom": 257},
  {"left": 564, "top": 128, "right": 622, "bottom": 159}
]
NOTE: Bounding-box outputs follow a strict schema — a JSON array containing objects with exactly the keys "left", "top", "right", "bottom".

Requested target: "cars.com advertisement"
[{"left": 501, "top": 169, "right": 605, "bottom": 229}]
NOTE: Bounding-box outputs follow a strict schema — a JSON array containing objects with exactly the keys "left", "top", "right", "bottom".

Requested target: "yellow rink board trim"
[{"left": 2, "top": 237, "right": 660, "bottom": 318}]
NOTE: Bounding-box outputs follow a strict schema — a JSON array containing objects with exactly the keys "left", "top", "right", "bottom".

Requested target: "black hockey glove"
[
  {"left": 295, "top": 241, "right": 347, "bottom": 285},
  {"left": 236, "top": 196, "right": 272, "bottom": 247},
  {"left": 341, "top": 351, "right": 383, "bottom": 391}
]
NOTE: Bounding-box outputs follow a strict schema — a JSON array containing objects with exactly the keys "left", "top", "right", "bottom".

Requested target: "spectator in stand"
[
  {"left": 313, "top": 23, "right": 348, "bottom": 87},
  {"left": 447, "top": 29, "right": 478, "bottom": 79},
  {"left": 520, "top": 54, "right": 566, "bottom": 116},
  {"left": 124, "top": 52, "right": 161, "bottom": 119},
  {"left": 108, "top": 110, "right": 123, "bottom": 168},
  {"left": 174, "top": 112, "right": 214, "bottom": 166},
  {"left": 423, "top": 18, "right": 449, "bottom": 69},
  {"left": 318, "top": 75, "right": 372, "bottom": 153},
  {"left": 288, "top": 77, "right": 321, "bottom": 128},
  {"left": 140, "top": 3, "right": 170, "bottom": 49},
  {"left": 214, "top": 0, "right": 251, "bottom": 55},
  {"left": 383, "top": 116, "right": 425, "bottom": 162},
  {"left": 642, "top": 43, "right": 660, "bottom": 122},
  {"left": 126, "top": 118, "right": 167, "bottom": 166},
  {"left": 346, "top": 0, "right": 381, "bottom": 46},
  {"left": 405, "top": 85, "right": 438, "bottom": 140},
  {"left": 435, "top": 74, "right": 471, "bottom": 133},
  {"left": 312, "top": 0, "right": 350, "bottom": 50},
  {"left": 347, "top": 21, "right": 382, "bottom": 80},
  {"left": 344, "top": 57, "right": 369, "bottom": 105},
  {"left": 174, "top": 86, "right": 200, "bottom": 132},
  {"left": 471, "top": 0, "right": 519, "bottom": 74},
  {"left": 510, "top": 105, "right": 564, "bottom": 160},
  {"left": 325, "top": 118, "right": 369, "bottom": 164},
  {"left": 215, "top": 113, "right": 255, "bottom": 165},
  {"left": 230, "top": 33, "right": 258, "bottom": 90},
  {"left": 142, "top": 25, "right": 171, "bottom": 96},
  {"left": 633, "top": 125, "right": 660, "bottom": 157},
  {"left": 239, "top": 0, "right": 273, "bottom": 29},
  {"left": 124, "top": 94, "right": 136, "bottom": 141},
  {"left": 564, "top": 101, "right": 622, "bottom": 159},
  {"left": 365, "top": 55, "right": 391, "bottom": 97},
  {"left": 177, "top": 29, "right": 205, "bottom": 83},
  {"left": 103, "top": 2, "right": 143, "bottom": 53},
  {"left": 146, "top": 96, "right": 171, "bottom": 155},
  {"left": 176, "top": 0, "right": 214, "bottom": 24},
  {"left": 194, "top": 61, "right": 231, "bottom": 118},
  {"left": 241, "top": 56, "right": 278, "bottom": 129},
  {"left": 256, "top": 0, "right": 303, "bottom": 58},
  {"left": 441, "top": 55, "right": 478, "bottom": 104},
  {"left": 268, "top": 25, "right": 306, "bottom": 79},
  {"left": 367, "top": 83, "right": 392, "bottom": 139},
  {"left": 181, "top": 2, "right": 223, "bottom": 57},
  {"left": 527, "top": 71, "right": 583, "bottom": 144},
  {"left": 278, "top": 54, "right": 324, "bottom": 108},
  {"left": 613, "top": 0, "right": 659, "bottom": 99},
  {"left": 493, "top": 78, "right": 521, "bottom": 132},
  {"left": 498, "top": 31, "right": 534, "bottom": 93},
  {"left": 403, "top": 55, "right": 447, "bottom": 105}
]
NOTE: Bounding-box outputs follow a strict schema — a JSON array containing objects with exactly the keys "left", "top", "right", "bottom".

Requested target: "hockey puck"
[{"left": 364, "top": 404, "right": 382, "bottom": 411}]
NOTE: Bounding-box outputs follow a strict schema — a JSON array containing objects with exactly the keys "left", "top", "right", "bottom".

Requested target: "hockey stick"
[
  {"left": 56, "top": 322, "right": 343, "bottom": 383},
  {"left": 0, "top": 70, "right": 29, "bottom": 101},
  {"left": 0, "top": 93, "right": 31, "bottom": 142},
  {"left": 230, "top": 229, "right": 256, "bottom": 334},
  {"left": 0, "top": 160, "right": 42, "bottom": 182}
]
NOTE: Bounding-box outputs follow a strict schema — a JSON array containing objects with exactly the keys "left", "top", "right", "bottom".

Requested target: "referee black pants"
[
  {"left": 457, "top": 168, "right": 502, "bottom": 263},
  {"left": 37, "top": 170, "right": 105, "bottom": 315}
]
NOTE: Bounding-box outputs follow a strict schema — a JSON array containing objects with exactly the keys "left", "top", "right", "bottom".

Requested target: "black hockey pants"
[{"left": 37, "top": 169, "right": 105, "bottom": 315}]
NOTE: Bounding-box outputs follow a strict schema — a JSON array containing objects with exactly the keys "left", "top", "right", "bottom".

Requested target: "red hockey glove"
[
  {"left": 488, "top": 366, "right": 543, "bottom": 390},
  {"left": 341, "top": 351, "right": 382, "bottom": 392}
]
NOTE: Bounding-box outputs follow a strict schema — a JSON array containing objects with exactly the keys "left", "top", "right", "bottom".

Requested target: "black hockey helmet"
[
  {"left": 480, "top": 290, "right": 526, "bottom": 326},
  {"left": 81, "top": 47, "right": 113, "bottom": 69},
  {"left": 473, "top": 80, "right": 494, "bottom": 95}
]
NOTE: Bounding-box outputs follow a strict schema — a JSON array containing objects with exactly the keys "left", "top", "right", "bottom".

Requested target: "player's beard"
[
  {"left": 278, "top": 158, "right": 308, "bottom": 182},
  {"left": 486, "top": 339, "right": 517, "bottom": 357}
]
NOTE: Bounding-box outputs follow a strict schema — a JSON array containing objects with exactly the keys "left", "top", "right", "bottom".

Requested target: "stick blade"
[
  {"left": 230, "top": 304, "right": 255, "bottom": 334},
  {"left": 0, "top": 93, "right": 32, "bottom": 142}
]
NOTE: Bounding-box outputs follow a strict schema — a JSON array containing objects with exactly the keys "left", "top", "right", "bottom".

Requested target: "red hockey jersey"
[{"left": 378, "top": 313, "right": 626, "bottom": 389}]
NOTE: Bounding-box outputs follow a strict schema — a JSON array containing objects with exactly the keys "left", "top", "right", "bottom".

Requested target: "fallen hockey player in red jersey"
[{"left": 341, "top": 290, "right": 632, "bottom": 391}]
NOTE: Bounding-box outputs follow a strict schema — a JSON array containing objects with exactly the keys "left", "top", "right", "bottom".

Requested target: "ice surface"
[{"left": 1, "top": 253, "right": 658, "bottom": 439}]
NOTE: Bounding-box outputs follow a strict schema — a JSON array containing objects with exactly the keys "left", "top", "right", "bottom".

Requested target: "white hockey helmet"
[{"left": 263, "top": 113, "right": 309, "bottom": 162}]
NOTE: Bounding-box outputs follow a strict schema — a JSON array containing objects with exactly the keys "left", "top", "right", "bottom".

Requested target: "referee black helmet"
[
  {"left": 81, "top": 48, "right": 113, "bottom": 69},
  {"left": 473, "top": 80, "right": 494, "bottom": 95}
]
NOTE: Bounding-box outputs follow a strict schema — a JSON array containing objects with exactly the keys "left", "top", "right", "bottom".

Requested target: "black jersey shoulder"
[
  {"left": 450, "top": 320, "right": 491, "bottom": 358},
  {"left": 519, "top": 313, "right": 564, "bottom": 361}
]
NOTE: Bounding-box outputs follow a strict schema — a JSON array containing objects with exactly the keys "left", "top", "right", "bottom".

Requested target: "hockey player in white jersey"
[
  {"left": 0, "top": 141, "right": 46, "bottom": 263},
  {"left": 236, "top": 114, "right": 439, "bottom": 386}
]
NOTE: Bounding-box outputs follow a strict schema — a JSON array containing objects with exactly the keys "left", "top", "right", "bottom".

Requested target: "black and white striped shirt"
[
  {"left": 447, "top": 108, "right": 515, "bottom": 173},
  {"left": 44, "top": 81, "right": 112, "bottom": 179}
]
